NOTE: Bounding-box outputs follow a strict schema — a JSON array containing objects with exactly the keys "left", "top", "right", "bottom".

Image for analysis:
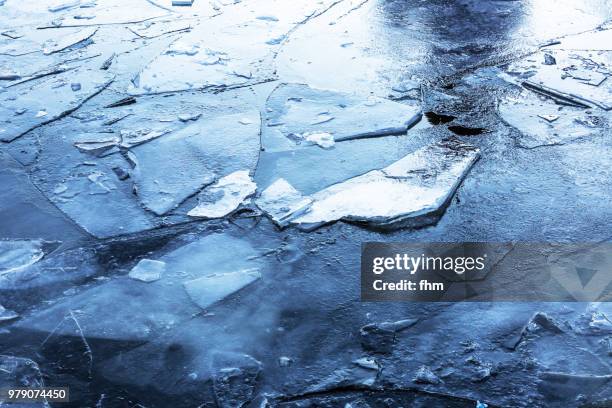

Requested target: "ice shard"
[
  {"left": 188, "top": 170, "right": 257, "bottom": 219},
  {"left": 255, "top": 178, "right": 313, "bottom": 227},
  {"left": 281, "top": 139, "right": 479, "bottom": 230}
]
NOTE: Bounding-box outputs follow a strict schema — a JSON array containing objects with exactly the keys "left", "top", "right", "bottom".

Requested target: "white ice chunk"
[
  {"left": 291, "top": 139, "right": 480, "bottom": 229},
  {"left": 255, "top": 178, "right": 313, "bottom": 227},
  {"left": 188, "top": 170, "right": 256, "bottom": 219},
  {"left": 304, "top": 131, "right": 335, "bottom": 149},
  {"left": 183, "top": 268, "right": 261, "bottom": 310},
  {"left": 128, "top": 259, "right": 166, "bottom": 283},
  {"left": 0, "top": 240, "right": 45, "bottom": 276}
]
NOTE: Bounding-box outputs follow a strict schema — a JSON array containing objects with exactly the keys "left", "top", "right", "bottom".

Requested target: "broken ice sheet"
[
  {"left": 0, "top": 67, "right": 114, "bottom": 142},
  {"left": 507, "top": 50, "right": 612, "bottom": 110},
  {"left": 187, "top": 170, "right": 256, "bottom": 219},
  {"left": 0, "top": 240, "right": 45, "bottom": 276},
  {"left": 127, "top": 0, "right": 340, "bottom": 94},
  {"left": 499, "top": 91, "right": 602, "bottom": 149},
  {"left": 183, "top": 268, "right": 261, "bottom": 310},
  {"left": 262, "top": 83, "right": 421, "bottom": 152},
  {"left": 42, "top": 27, "right": 97, "bottom": 55},
  {"left": 15, "top": 233, "right": 265, "bottom": 341},
  {"left": 129, "top": 111, "right": 260, "bottom": 215},
  {"left": 285, "top": 138, "right": 479, "bottom": 230}
]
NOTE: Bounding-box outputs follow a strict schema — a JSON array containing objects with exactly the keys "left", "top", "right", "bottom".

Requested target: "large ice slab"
[
  {"left": 274, "top": 138, "right": 480, "bottom": 230},
  {"left": 262, "top": 83, "right": 422, "bottom": 152},
  {"left": 129, "top": 112, "right": 260, "bottom": 215}
]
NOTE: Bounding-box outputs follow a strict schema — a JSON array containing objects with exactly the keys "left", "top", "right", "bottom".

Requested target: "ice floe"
[{"left": 258, "top": 139, "right": 479, "bottom": 231}]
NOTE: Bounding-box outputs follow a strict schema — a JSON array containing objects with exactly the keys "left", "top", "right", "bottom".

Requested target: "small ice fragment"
[
  {"left": 255, "top": 179, "right": 313, "bottom": 227},
  {"left": 128, "top": 259, "right": 165, "bottom": 282},
  {"left": 543, "top": 53, "right": 556, "bottom": 65},
  {"left": 304, "top": 131, "right": 335, "bottom": 149},
  {"left": 183, "top": 269, "right": 261, "bottom": 309},
  {"left": 266, "top": 35, "right": 286, "bottom": 45},
  {"left": 188, "top": 171, "right": 256, "bottom": 219},
  {"left": 537, "top": 114, "right": 559, "bottom": 123},
  {"left": 353, "top": 357, "right": 379, "bottom": 371},
  {"left": 0, "top": 304, "right": 19, "bottom": 322},
  {"left": 178, "top": 113, "right": 202, "bottom": 122},
  {"left": 165, "top": 41, "right": 199, "bottom": 56},
  {"left": 476, "top": 402, "right": 488, "bottom": 408},
  {"left": 278, "top": 356, "right": 293, "bottom": 367},
  {"left": 238, "top": 118, "right": 253, "bottom": 125},
  {"left": 35, "top": 111, "right": 48, "bottom": 118},
  {"left": 0, "top": 72, "right": 21, "bottom": 81},
  {"left": 256, "top": 15, "right": 278, "bottom": 22},
  {"left": 74, "top": 137, "right": 119, "bottom": 156},
  {"left": 105, "top": 96, "right": 136, "bottom": 108},
  {"left": 14, "top": 108, "right": 27, "bottom": 116},
  {"left": 414, "top": 365, "right": 441, "bottom": 384}
]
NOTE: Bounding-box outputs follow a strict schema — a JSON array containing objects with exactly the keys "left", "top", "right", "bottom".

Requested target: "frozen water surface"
[{"left": 0, "top": 0, "right": 611, "bottom": 407}]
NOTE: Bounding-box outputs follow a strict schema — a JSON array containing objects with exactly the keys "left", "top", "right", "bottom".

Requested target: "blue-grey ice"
[
  {"left": 262, "top": 83, "right": 422, "bottom": 152},
  {"left": 128, "top": 259, "right": 166, "bottom": 282},
  {"left": 0, "top": 68, "right": 114, "bottom": 142},
  {"left": 0, "top": 239, "right": 45, "bottom": 276},
  {"left": 183, "top": 268, "right": 261, "bottom": 309},
  {"left": 129, "top": 112, "right": 259, "bottom": 215},
  {"left": 15, "top": 233, "right": 265, "bottom": 341}
]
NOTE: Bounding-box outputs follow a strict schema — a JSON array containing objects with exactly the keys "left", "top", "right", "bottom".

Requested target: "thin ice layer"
[{"left": 291, "top": 139, "right": 480, "bottom": 229}]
